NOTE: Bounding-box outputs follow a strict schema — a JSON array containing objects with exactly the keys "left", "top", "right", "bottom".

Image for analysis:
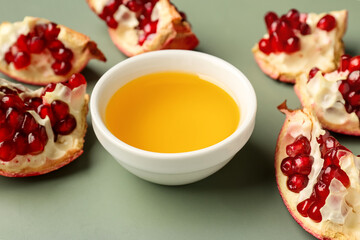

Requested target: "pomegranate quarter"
[
  {"left": 0, "top": 73, "right": 88, "bottom": 177},
  {"left": 276, "top": 102, "right": 360, "bottom": 239},
  {"left": 252, "top": 9, "right": 347, "bottom": 83},
  {"left": 86, "top": 0, "right": 199, "bottom": 56},
  {"left": 0, "top": 17, "right": 106, "bottom": 85}
]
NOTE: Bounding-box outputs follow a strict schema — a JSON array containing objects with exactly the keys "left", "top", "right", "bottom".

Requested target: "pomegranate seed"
[
  {"left": 138, "top": 33, "right": 147, "bottom": 46},
  {"left": 265, "top": 11, "right": 278, "bottom": 30},
  {"left": 335, "top": 168, "right": 350, "bottom": 188},
  {"left": 52, "top": 61, "right": 72, "bottom": 75},
  {"left": 299, "top": 23, "right": 311, "bottom": 35},
  {"left": 6, "top": 108, "right": 24, "bottom": 130},
  {"left": 37, "top": 104, "right": 56, "bottom": 126},
  {"left": 320, "top": 165, "right": 337, "bottom": 185},
  {"left": 54, "top": 114, "right": 77, "bottom": 135},
  {"left": 280, "top": 157, "right": 294, "bottom": 176},
  {"left": 28, "top": 132, "right": 45, "bottom": 155},
  {"left": 286, "top": 135, "right": 311, "bottom": 157},
  {"left": 42, "top": 83, "right": 56, "bottom": 96},
  {"left": 44, "top": 23, "right": 60, "bottom": 40},
  {"left": 340, "top": 54, "right": 351, "bottom": 72},
  {"left": 0, "top": 140, "right": 16, "bottom": 162},
  {"left": 38, "top": 125, "right": 48, "bottom": 144},
  {"left": 347, "top": 70, "right": 360, "bottom": 90},
  {"left": 13, "top": 52, "right": 31, "bottom": 69},
  {"left": 106, "top": 0, "right": 121, "bottom": 15},
  {"left": 258, "top": 38, "right": 272, "bottom": 55},
  {"left": 0, "top": 109, "right": 5, "bottom": 124},
  {"left": 143, "top": 20, "right": 158, "bottom": 34},
  {"left": 269, "top": 20, "right": 280, "bottom": 34},
  {"left": 284, "top": 36, "right": 300, "bottom": 54},
  {"left": 314, "top": 181, "right": 330, "bottom": 200},
  {"left": 47, "top": 39, "right": 65, "bottom": 52},
  {"left": 51, "top": 100, "right": 69, "bottom": 121},
  {"left": 349, "top": 56, "right": 360, "bottom": 72},
  {"left": 24, "top": 97, "right": 43, "bottom": 110},
  {"left": 347, "top": 91, "right": 360, "bottom": 107},
  {"left": 297, "top": 199, "right": 313, "bottom": 217},
  {"left": 269, "top": 32, "right": 284, "bottom": 53},
  {"left": 2, "top": 94, "right": 24, "bottom": 109},
  {"left": 4, "top": 51, "right": 14, "bottom": 64},
  {"left": 0, "top": 86, "right": 17, "bottom": 95},
  {"left": 139, "top": 15, "right": 150, "bottom": 29},
  {"left": 307, "top": 203, "right": 322, "bottom": 222},
  {"left": 28, "top": 36, "right": 46, "bottom": 53},
  {"left": 308, "top": 67, "right": 320, "bottom": 80},
  {"left": 287, "top": 174, "right": 308, "bottom": 193},
  {"left": 126, "top": 0, "right": 143, "bottom": 12},
  {"left": 51, "top": 48, "right": 73, "bottom": 62},
  {"left": 21, "top": 112, "right": 38, "bottom": 134},
  {"left": 67, "top": 73, "right": 86, "bottom": 89},
  {"left": 338, "top": 81, "right": 350, "bottom": 97},
  {"left": 16, "top": 34, "right": 29, "bottom": 52},
  {"left": 0, "top": 124, "right": 14, "bottom": 142},
  {"left": 277, "top": 19, "right": 294, "bottom": 41},
  {"left": 34, "top": 24, "right": 47, "bottom": 37},
  {"left": 293, "top": 155, "right": 313, "bottom": 175},
  {"left": 13, "top": 132, "right": 28, "bottom": 155},
  {"left": 285, "top": 9, "right": 300, "bottom": 28},
  {"left": 106, "top": 16, "right": 118, "bottom": 28},
  {"left": 317, "top": 14, "right": 336, "bottom": 32}
]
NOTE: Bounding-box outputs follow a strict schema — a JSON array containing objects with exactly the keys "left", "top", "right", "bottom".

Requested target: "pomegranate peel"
[
  {"left": 295, "top": 56, "right": 360, "bottom": 136},
  {"left": 253, "top": 9, "right": 347, "bottom": 83},
  {"left": 276, "top": 103, "right": 360, "bottom": 239},
  {"left": 87, "top": 0, "right": 199, "bottom": 57},
  {"left": 0, "top": 16, "right": 106, "bottom": 85},
  {"left": 0, "top": 74, "right": 88, "bottom": 177}
]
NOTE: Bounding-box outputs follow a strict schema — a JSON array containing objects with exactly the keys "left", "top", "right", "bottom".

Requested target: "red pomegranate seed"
[
  {"left": 139, "top": 15, "right": 150, "bottom": 29},
  {"left": 28, "top": 132, "right": 45, "bottom": 155},
  {"left": 106, "top": 16, "right": 119, "bottom": 28},
  {"left": 4, "top": 51, "right": 14, "bottom": 64},
  {"left": 51, "top": 48, "right": 73, "bottom": 62},
  {"left": 284, "top": 36, "right": 300, "bottom": 53},
  {"left": 277, "top": 19, "right": 294, "bottom": 40},
  {"left": 349, "top": 56, "right": 360, "bottom": 72},
  {"left": 314, "top": 181, "right": 330, "bottom": 200},
  {"left": 340, "top": 54, "right": 351, "bottom": 72},
  {"left": 0, "top": 86, "right": 17, "bottom": 95},
  {"left": 265, "top": 11, "right": 278, "bottom": 30},
  {"left": 320, "top": 165, "right": 337, "bottom": 185},
  {"left": 347, "top": 91, "right": 360, "bottom": 107},
  {"left": 16, "top": 34, "right": 29, "bottom": 52},
  {"left": 52, "top": 61, "right": 72, "bottom": 75},
  {"left": 51, "top": 100, "right": 69, "bottom": 121},
  {"left": 308, "top": 67, "right": 320, "bottom": 80},
  {"left": 34, "top": 24, "right": 47, "bottom": 37},
  {"left": 299, "top": 23, "right": 311, "bottom": 35},
  {"left": 42, "top": 83, "right": 56, "bottom": 96},
  {"left": 126, "top": 0, "right": 143, "bottom": 12},
  {"left": 297, "top": 199, "right": 313, "bottom": 217},
  {"left": 0, "top": 109, "right": 5, "bottom": 124},
  {"left": 47, "top": 39, "right": 65, "bottom": 52},
  {"left": 307, "top": 203, "right": 322, "bottom": 222},
  {"left": 144, "top": 2, "right": 154, "bottom": 16},
  {"left": 280, "top": 157, "right": 294, "bottom": 176},
  {"left": 269, "top": 20, "right": 280, "bottom": 34},
  {"left": 287, "top": 174, "right": 308, "bottom": 193},
  {"left": 269, "top": 32, "right": 284, "bottom": 53},
  {"left": 106, "top": 0, "right": 121, "bottom": 15},
  {"left": 67, "top": 73, "right": 86, "bottom": 89},
  {"left": 13, "top": 52, "right": 31, "bottom": 69},
  {"left": 317, "top": 14, "right": 336, "bottom": 32},
  {"left": 338, "top": 81, "right": 350, "bottom": 97},
  {"left": 28, "top": 36, "right": 46, "bottom": 53},
  {"left": 13, "top": 132, "right": 28, "bottom": 155},
  {"left": 258, "top": 38, "right": 272, "bottom": 55},
  {"left": 44, "top": 23, "right": 60, "bottom": 40},
  {"left": 54, "top": 114, "right": 77, "bottom": 135},
  {"left": 21, "top": 112, "right": 38, "bottom": 134},
  {"left": 0, "top": 124, "right": 14, "bottom": 142},
  {"left": 293, "top": 155, "right": 313, "bottom": 175},
  {"left": 6, "top": 108, "right": 24, "bottom": 130},
  {"left": 37, "top": 104, "right": 56, "bottom": 126},
  {"left": 2, "top": 94, "right": 24, "bottom": 109},
  {"left": 286, "top": 135, "right": 311, "bottom": 157},
  {"left": 38, "top": 125, "right": 48, "bottom": 144},
  {"left": 347, "top": 70, "right": 360, "bottom": 91},
  {"left": 0, "top": 140, "right": 16, "bottom": 162},
  {"left": 143, "top": 20, "right": 158, "bottom": 34},
  {"left": 24, "top": 97, "right": 43, "bottom": 110},
  {"left": 285, "top": 9, "right": 300, "bottom": 28}
]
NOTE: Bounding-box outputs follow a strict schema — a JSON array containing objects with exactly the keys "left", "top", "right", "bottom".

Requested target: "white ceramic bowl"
[{"left": 90, "top": 50, "right": 257, "bottom": 185}]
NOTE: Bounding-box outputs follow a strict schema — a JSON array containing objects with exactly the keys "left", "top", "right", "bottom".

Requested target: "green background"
[{"left": 0, "top": 0, "right": 359, "bottom": 239}]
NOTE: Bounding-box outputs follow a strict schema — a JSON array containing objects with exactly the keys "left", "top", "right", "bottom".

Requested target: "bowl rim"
[{"left": 90, "top": 50, "right": 257, "bottom": 161}]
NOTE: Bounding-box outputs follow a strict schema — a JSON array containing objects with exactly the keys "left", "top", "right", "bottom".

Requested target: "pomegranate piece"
[
  {"left": 0, "top": 73, "right": 89, "bottom": 177},
  {"left": 0, "top": 16, "right": 106, "bottom": 85},
  {"left": 253, "top": 9, "right": 347, "bottom": 83},
  {"left": 276, "top": 103, "right": 360, "bottom": 239},
  {"left": 86, "top": 0, "right": 199, "bottom": 56},
  {"left": 295, "top": 54, "right": 360, "bottom": 136}
]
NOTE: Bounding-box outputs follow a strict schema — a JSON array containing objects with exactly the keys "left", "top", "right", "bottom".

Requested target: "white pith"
[
  {"left": 0, "top": 78, "right": 86, "bottom": 172},
  {"left": 278, "top": 108, "right": 360, "bottom": 238}
]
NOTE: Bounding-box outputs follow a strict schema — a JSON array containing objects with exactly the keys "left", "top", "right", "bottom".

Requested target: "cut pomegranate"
[
  {"left": 253, "top": 9, "right": 347, "bottom": 83},
  {"left": 295, "top": 54, "right": 360, "bottom": 136},
  {"left": 0, "top": 73, "right": 88, "bottom": 177},
  {"left": 276, "top": 103, "right": 360, "bottom": 239},
  {"left": 0, "top": 16, "right": 106, "bottom": 85},
  {"left": 86, "top": 0, "right": 199, "bottom": 56}
]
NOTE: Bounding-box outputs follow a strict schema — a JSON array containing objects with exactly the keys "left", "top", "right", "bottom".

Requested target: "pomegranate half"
[
  {"left": 276, "top": 102, "right": 360, "bottom": 239},
  {"left": 252, "top": 9, "right": 347, "bottom": 83},
  {"left": 295, "top": 55, "right": 360, "bottom": 136},
  {"left": 0, "top": 73, "right": 88, "bottom": 177},
  {"left": 86, "top": 0, "right": 199, "bottom": 56},
  {"left": 0, "top": 16, "right": 106, "bottom": 85}
]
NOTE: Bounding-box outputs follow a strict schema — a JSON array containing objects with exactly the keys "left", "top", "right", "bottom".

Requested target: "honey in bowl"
[{"left": 105, "top": 72, "right": 240, "bottom": 153}]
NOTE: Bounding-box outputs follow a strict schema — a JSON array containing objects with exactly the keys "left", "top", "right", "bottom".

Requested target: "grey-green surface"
[{"left": 0, "top": 0, "right": 359, "bottom": 239}]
